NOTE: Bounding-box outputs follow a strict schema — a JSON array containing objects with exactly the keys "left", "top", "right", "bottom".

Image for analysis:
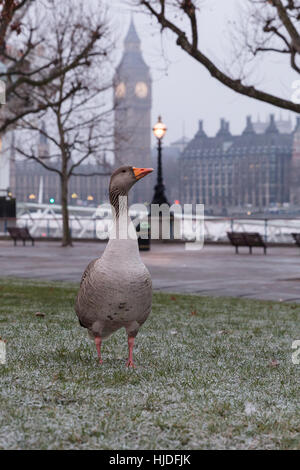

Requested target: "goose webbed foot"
[
  {"left": 94, "top": 337, "right": 103, "bottom": 365},
  {"left": 126, "top": 336, "right": 135, "bottom": 368}
]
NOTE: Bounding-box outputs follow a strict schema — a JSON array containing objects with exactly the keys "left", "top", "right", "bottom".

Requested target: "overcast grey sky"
[{"left": 111, "top": 0, "right": 297, "bottom": 145}]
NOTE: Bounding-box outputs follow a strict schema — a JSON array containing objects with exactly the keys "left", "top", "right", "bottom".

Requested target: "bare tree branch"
[
  {"left": 0, "top": 0, "right": 29, "bottom": 52},
  {"left": 137, "top": 0, "right": 300, "bottom": 113},
  {"left": 13, "top": 0, "right": 115, "bottom": 247}
]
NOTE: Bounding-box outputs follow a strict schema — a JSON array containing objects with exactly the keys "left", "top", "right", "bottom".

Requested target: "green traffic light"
[{"left": 49, "top": 198, "right": 55, "bottom": 204}]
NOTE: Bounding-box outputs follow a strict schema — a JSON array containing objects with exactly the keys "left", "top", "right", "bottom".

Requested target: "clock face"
[
  {"left": 135, "top": 81, "right": 148, "bottom": 99},
  {"left": 115, "top": 82, "right": 126, "bottom": 99}
]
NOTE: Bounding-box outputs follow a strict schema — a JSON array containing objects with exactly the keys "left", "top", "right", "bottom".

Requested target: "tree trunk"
[{"left": 61, "top": 174, "right": 72, "bottom": 247}]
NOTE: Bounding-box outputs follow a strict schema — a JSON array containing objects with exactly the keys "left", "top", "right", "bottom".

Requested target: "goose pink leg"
[
  {"left": 126, "top": 336, "right": 135, "bottom": 368},
  {"left": 94, "top": 337, "right": 103, "bottom": 365}
]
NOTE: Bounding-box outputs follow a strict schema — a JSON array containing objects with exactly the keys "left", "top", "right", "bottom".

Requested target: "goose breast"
[{"left": 75, "top": 241, "right": 152, "bottom": 338}]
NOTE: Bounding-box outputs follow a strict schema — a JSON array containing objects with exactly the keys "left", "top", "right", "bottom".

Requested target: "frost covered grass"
[{"left": 0, "top": 277, "right": 299, "bottom": 450}]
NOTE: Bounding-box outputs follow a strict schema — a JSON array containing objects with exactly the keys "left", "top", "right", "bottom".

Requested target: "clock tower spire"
[{"left": 114, "top": 17, "right": 152, "bottom": 203}]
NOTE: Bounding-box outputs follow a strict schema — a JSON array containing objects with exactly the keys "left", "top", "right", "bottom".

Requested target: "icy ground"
[{"left": 0, "top": 279, "right": 299, "bottom": 449}]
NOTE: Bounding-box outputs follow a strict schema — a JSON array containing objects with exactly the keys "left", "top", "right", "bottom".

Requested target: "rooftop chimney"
[
  {"left": 265, "top": 113, "right": 279, "bottom": 134},
  {"left": 243, "top": 115, "right": 255, "bottom": 135},
  {"left": 217, "top": 118, "right": 231, "bottom": 137},
  {"left": 196, "top": 119, "right": 207, "bottom": 138}
]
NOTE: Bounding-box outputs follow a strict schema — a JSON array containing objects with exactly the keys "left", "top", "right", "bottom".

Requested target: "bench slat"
[
  {"left": 291, "top": 233, "right": 300, "bottom": 247},
  {"left": 227, "top": 232, "right": 266, "bottom": 254},
  {"left": 7, "top": 227, "right": 34, "bottom": 246}
]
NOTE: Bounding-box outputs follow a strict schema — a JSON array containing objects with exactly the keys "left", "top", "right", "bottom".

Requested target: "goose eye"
[{"left": 122, "top": 170, "right": 126, "bottom": 173}]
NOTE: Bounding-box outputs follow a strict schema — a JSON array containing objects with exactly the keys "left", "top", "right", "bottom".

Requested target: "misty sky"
[{"left": 110, "top": 0, "right": 298, "bottom": 145}]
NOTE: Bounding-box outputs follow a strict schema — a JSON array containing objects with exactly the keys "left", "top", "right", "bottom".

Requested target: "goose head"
[{"left": 109, "top": 166, "right": 153, "bottom": 202}]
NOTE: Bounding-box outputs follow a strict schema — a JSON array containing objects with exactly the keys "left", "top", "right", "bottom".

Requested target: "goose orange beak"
[{"left": 133, "top": 167, "right": 154, "bottom": 181}]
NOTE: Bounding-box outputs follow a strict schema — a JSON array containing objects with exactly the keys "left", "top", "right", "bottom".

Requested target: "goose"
[{"left": 75, "top": 166, "right": 153, "bottom": 368}]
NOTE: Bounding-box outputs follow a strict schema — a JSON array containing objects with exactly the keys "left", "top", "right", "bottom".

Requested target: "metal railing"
[{"left": 1, "top": 215, "right": 300, "bottom": 243}]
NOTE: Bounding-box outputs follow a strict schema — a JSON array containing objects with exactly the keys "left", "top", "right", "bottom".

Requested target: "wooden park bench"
[
  {"left": 291, "top": 233, "right": 300, "bottom": 248},
  {"left": 227, "top": 231, "right": 267, "bottom": 255},
  {"left": 7, "top": 227, "right": 35, "bottom": 246}
]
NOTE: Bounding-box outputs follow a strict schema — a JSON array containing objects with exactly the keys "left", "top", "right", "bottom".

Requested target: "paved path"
[{"left": 0, "top": 241, "right": 299, "bottom": 302}]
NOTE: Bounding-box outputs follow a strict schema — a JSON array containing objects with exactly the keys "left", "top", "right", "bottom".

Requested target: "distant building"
[
  {"left": 170, "top": 136, "right": 190, "bottom": 154},
  {"left": 253, "top": 114, "right": 293, "bottom": 134},
  {"left": 114, "top": 18, "right": 152, "bottom": 203},
  {"left": 8, "top": 126, "right": 111, "bottom": 205},
  {"left": 291, "top": 118, "right": 300, "bottom": 206},
  {"left": 151, "top": 136, "right": 189, "bottom": 205},
  {"left": 180, "top": 115, "right": 300, "bottom": 214},
  {"left": 13, "top": 160, "right": 111, "bottom": 206}
]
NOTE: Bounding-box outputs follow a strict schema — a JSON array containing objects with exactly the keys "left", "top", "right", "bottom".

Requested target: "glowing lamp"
[{"left": 153, "top": 116, "right": 167, "bottom": 140}]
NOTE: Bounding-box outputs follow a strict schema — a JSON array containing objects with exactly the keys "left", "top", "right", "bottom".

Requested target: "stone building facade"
[
  {"left": 180, "top": 115, "right": 299, "bottom": 214},
  {"left": 291, "top": 118, "right": 300, "bottom": 207}
]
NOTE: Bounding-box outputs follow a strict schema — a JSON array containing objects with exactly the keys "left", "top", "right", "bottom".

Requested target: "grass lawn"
[{"left": 0, "top": 278, "right": 299, "bottom": 450}]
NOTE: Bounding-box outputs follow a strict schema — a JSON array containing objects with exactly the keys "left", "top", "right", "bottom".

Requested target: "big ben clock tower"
[{"left": 114, "top": 18, "right": 152, "bottom": 203}]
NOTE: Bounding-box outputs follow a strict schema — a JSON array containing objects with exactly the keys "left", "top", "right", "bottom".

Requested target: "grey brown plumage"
[{"left": 75, "top": 166, "right": 153, "bottom": 366}]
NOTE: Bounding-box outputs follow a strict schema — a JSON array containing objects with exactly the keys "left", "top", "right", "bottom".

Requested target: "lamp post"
[{"left": 152, "top": 116, "right": 169, "bottom": 206}]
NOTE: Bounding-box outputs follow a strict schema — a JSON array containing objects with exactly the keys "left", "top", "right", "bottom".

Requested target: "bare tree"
[
  {"left": 14, "top": 0, "right": 117, "bottom": 247},
  {"left": 0, "top": 0, "right": 113, "bottom": 134},
  {"left": 0, "top": 0, "right": 29, "bottom": 52},
  {"left": 135, "top": 0, "right": 300, "bottom": 113}
]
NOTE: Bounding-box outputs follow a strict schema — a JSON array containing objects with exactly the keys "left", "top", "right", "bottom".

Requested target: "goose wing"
[
  {"left": 80, "top": 258, "right": 98, "bottom": 288},
  {"left": 75, "top": 258, "right": 99, "bottom": 329}
]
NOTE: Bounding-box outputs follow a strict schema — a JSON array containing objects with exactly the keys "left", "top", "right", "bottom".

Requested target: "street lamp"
[{"left": 152, "top": 116, "right": 169, "bottom": 205}]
